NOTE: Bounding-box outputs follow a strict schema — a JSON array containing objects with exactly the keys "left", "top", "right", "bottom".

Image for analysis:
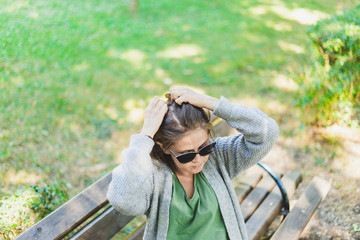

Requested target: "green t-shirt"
[{"left": 167, "top": 172, "right": 228, "bottom": 240}]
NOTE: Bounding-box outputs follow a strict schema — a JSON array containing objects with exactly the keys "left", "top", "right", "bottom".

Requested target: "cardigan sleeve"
[
  {"left": 106, "top": 134, "right": 155, "bottom": 216},
  {"left": 211, "top": 96, "right": 279, "bottom": 179}
]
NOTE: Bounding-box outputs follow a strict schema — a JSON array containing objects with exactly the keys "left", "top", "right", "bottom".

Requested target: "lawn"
[{"left": 0, "top": 0, "right": 358, "bottom": 238}]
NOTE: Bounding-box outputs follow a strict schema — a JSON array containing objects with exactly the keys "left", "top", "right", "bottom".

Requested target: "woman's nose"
[{"left": 192, "top": 153, "right": 202, "bottom": 163}]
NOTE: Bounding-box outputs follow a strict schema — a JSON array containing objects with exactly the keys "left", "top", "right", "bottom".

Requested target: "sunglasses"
[{"left": 167, "top": 132, "right": 216, "bottom": 164}]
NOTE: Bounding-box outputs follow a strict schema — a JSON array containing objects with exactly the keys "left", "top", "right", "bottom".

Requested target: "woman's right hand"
[{"left": 140, "top": 96, "right": 168, "bottom": 139}]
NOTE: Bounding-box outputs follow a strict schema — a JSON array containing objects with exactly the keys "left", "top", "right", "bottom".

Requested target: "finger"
[
  {"left": 155, "top": 100, "right": 165, "bottom": 107},
  {"left": 170, "top": 86, "right": 186, "bottom": 91},
  {"left": 175, "top": 96, "right": 187, "bottom": 105},
  {"left": 171, "top": 91, "right": 182, "bottom": 100},
  {"left": 150, "top": 96, "right": 159, "bottom": 102},
  {"left": 160, "top": 103, "right": 168, "bottom": 112},
  {"left": 149, "top": 96, "right": 160, "bottom": 105},
  {"left": 170, "top": 87, "right": 181, "bottom": 94},
  {"left": 145, "top": 97, "right": 158, "bottom": 111},
  {"left": 170, "top": 86, "right": 179, "bottom": 92}
]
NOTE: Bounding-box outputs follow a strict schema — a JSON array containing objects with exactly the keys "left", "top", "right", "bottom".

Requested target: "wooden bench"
[{"left": 16, "top": 118, "right": 331, "bottom": 240}]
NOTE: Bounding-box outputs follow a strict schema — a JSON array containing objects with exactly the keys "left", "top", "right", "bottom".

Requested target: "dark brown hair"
[{"left": 150, "top": 93, "right": 213, "bottom": 172}]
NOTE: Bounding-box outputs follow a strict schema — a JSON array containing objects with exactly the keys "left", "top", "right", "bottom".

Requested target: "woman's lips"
[{"left": 193, "top": 163, "right": 202, "bottom": 168}]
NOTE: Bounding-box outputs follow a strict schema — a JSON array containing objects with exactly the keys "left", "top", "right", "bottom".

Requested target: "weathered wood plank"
[
  {"left": 213, "top": 117, "right": 234, "bottom": 137},
  {"left": 241, "top": 174, "right": 277, "bottom": 221},
  {"left": 271, "top": 176, "right": 331, "bottom": 240},
  {"left": 232, "top": 167, "right": 263, "bottom": 204},
  {"left": 15, "top": 173, "right": 112, "bottom": 240},
  {"left": 69, "top": 206, "right": 134, "bottom": 240},
  {"left": 125, "top": 222, "right": 146, "bottom": 240},
  {"left": 17, "top": 115, "right": 310, "bottom": 240},
  {"left": 212, "top": 116, "right": 238, "bottom": 137},
  {"left": 246, "top": 172, "right": 302, "bottom": 240}
]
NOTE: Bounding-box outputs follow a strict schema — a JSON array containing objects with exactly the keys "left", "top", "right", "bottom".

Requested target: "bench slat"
[
  {"left": 271, "top": 176, "right": 331, "bottom": 240},
  {"left": 124, "top": 222, "right": 146, "bottom": 240},
  {"left": 15, "top": 173, "right": 112, "bottom": 240},
  {"left": 241, "top": 174, "right": 278, "bottom": 221},
  {"left": 70, "top": 206, "right": 134, "bottom": 240},
  {"left": 213, "top": 118, "right": 234, "bottom": 137},
  {"left": 15, "top": 115, "right": 320, "bottom": 240},
  {"left": 246, "top": 172, "right": 302, "bottom": 240},
  {"left": 232, "top": 168, "right": 263, "bottom": 204}
]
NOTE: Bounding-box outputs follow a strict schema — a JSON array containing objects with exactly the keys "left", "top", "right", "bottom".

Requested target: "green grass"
[{"left": 0, "top": 0, "right": 358, "bottom": 238}]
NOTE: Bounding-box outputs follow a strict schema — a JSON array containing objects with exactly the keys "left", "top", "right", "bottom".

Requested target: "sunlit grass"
[{"left": 0, "top": 0, "right": 358, "bottom": 238}]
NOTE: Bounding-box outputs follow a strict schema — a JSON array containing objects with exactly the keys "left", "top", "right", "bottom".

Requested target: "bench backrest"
[
  {"left": 15, "top": 117, "right": 330, "bottom": 240},
  {"left": 15, "top": 168, "right": 302, "bottom": 240},
  {"left": 15, "top": 118, "right": 232, "bottom": 239}
]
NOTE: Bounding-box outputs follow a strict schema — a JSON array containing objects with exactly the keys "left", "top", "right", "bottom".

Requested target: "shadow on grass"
[{"left": 1, "top": 3, "right": 359, "bottom": 238}]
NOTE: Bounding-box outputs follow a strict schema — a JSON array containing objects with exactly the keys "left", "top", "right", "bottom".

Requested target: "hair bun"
[
  {"left": 165, "top": 93, "right": 171, "bottom": 100},
  {"left": 164, "top": 92, "right": 174, "bottom": 104}
]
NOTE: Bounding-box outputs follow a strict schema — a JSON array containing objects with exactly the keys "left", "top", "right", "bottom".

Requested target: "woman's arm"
[
  {"left": 106, "top": 96, "right": 168, "bottom": 216},
  {"left": 211, "top": 97, "right": 279, "bottom": 179},
  {"left": 170, "top": 86, "right": 278, "bottom": 178},
  {"left": 106, "top": 134, "right": 155, "bottom": 216}
]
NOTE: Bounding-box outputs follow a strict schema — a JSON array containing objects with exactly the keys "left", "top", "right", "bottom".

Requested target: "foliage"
[
  {"left": 0, "top": 183, "right": 68, "bottom": 239},
  {"left": 296, "top": 5, "right": 360, "bottom": 127},
  {"left": 353, "top": 223, "right": 360, "bottom": 232},
  {"left": 0, "top": 189, "right": 37, "bottom": 240},
  {"left": 1, "top": 0, "right": 359, "bottom": 238},
  {"left": 30, "top": 182, "right": 69, "bottom": 219}
]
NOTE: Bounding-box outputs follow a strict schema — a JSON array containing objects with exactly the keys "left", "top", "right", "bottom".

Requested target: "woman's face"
[{"left": 166, "top": 127, "right": 210, "bottom": 177}]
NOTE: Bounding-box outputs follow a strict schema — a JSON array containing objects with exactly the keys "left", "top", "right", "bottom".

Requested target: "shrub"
[
  {"left": 296, "top": 5, "right": 360, "bottom": 127},
  {"left": 30, "top": 182, "right": 69, "bottom": 219},
  {"left": 0, "top": 189, "right": 38, "bottom": 240},
  {"left": 0, "top": 183, "right": 68, "bottom": 239}
]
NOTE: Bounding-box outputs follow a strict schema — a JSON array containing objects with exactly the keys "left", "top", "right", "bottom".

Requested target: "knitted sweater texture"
[{"left": 106, "top": 96, "right": 279, "bottom": 239}]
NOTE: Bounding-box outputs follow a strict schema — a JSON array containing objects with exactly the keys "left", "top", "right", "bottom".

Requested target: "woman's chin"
[{"left": 191, "top": 163, "right": 204, "bottom": 173}]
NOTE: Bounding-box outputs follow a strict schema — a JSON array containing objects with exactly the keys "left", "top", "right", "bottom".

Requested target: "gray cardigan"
[{"left": 106, "top": 96, "right": 279, "bottom": 239}]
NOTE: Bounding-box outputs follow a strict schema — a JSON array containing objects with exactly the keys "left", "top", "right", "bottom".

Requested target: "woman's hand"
[
  {"left": 140, "top": 96, "right": 168, "bottom": 138},
  {"left": 169, "top": 86, "right": 219, "bottom": 111}
]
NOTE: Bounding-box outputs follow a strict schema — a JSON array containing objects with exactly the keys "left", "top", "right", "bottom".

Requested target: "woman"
[{"left": 107, "top": 86, "right": 279, "bottom": 239}]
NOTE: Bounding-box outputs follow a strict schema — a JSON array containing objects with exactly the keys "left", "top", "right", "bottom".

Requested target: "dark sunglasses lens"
[
  {"left": 177, "top": 153, "right": 197, "bottom": 164},
  {"left": 176, "top": 142, "right": 216, "bottom": 164},
  {"left": 199, "top": 142, "right": 216, "bottom": 156}
]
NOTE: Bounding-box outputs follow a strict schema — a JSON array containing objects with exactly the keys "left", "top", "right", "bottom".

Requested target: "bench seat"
[{"left": 16, "top": 118, "right": 331, "bottom": 240}]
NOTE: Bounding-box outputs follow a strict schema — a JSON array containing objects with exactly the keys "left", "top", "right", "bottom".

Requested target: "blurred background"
[{"left": 0, "top": 0, "right": 359, "bottom": 239}]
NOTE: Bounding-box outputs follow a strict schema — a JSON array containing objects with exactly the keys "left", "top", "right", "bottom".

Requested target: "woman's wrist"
[
  {"left": 204, "top": 96, "right": 220, "bottom": 111},
  {"left": 140, "top": 129, "right": 155, "bottom": 139}
]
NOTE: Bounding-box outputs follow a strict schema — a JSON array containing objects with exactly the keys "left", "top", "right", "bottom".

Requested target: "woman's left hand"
[{"left": 169, "top": 86, "right": 220, "bottom": 111}]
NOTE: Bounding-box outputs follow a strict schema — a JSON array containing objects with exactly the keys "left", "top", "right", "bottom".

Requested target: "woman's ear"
[{"left": 156, "top": 141, "right": 170, "bottom": 154}]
